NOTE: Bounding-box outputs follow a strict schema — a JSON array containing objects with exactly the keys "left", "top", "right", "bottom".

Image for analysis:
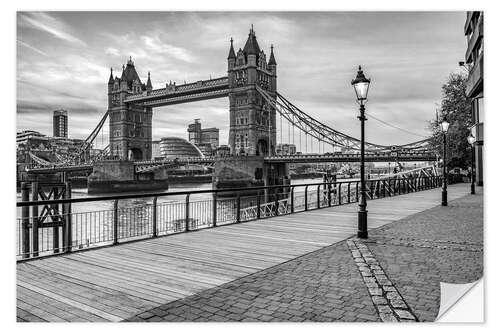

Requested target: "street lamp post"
[
  {"left": 468, "top": 133, "right": 476, "bottom": 194},
  {"left": 351, "top": 66, "right": 371, "bottom": 239},
  {"left": 440, "top": 116, "right": 450, "bottom": 206}
]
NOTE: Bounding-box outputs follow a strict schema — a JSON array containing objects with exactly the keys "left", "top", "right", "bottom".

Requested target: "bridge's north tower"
[
  {"left": 107, "top": 58, "right": 153, "bottom": 161},
  {"left": 227, "top": 27, "right": 277, "bottom": 156}
]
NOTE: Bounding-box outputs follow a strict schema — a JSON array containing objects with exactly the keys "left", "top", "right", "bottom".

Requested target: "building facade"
[
  {"left": 227, "top": 27, "right": 277, "bottom": 156},
  {"left": 107, "top": 58, "right": 153, "bottom": 161},
  {"left": 464, "top": 11, "right": 484, "bottom": 185},
  {"left": 53, "top": 110, "right": 68, "bottom": 138},
  {"left": 151, "top": 140, "right": 161, "bottom": 159},
  {"left": 276, "top": 143, "right": 297, "bottom": 155},
  {"left": 187, "top": 119, "right": 219, "bottom": 156}
]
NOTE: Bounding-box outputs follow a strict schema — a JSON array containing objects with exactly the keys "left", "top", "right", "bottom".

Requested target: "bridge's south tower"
[
  {"left": 227, "top": 27, "right": 277, "bottom": 156},
  {"left": 107, "top": 58, "right": 153, "bottom": 161}
]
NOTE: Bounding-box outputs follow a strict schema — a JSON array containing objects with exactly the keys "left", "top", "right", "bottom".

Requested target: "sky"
[{"left": 16, "top": 11, "right": 467, "bottom": 150}]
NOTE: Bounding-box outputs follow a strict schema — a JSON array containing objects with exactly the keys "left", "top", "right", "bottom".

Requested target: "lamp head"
[
  {"left": 467, "top": 133, "right": 476, "bottom": 145},
  {"left": 351, "top": 65, "right": 371, "bottom": 104},
  {"left": 440, "top": 115, "right": 450, "bottom": 133}
]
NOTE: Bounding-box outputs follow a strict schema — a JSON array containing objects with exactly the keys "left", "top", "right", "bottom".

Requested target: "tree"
[{"left": 428, "top": 73, "right": 473, "bottom": 169}]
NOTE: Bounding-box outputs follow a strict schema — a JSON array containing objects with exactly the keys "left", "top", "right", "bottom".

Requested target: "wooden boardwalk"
[{"left": 16, "top": 184, "right": 470, "bottom": 322}]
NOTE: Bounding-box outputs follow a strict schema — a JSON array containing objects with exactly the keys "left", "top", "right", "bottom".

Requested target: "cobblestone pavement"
[{"left": 126, "top": 189, "right": 483, "bottom": 322}]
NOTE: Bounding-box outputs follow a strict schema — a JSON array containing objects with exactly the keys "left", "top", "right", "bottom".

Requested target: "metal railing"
[{"left": 16, "top": 176, "right": 443, "bottom": 261}]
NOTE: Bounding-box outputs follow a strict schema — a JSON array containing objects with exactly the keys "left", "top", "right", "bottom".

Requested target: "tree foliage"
[{"left": 428, "top": 73, "right": 473, "bottom": 169}]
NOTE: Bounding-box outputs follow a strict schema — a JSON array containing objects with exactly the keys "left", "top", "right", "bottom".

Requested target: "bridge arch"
[
  {"left": 128, "top": 148, "right": 143, "bottom": 161},
  {"left": 256, "top": 139, "right": 269, "bottom": 156}
]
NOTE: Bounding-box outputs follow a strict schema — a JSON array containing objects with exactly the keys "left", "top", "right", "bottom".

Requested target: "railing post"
[
  {"left": 113, "top": 199, "right": 119, "bottom": 245},
  {"left": 185, "top": 194, "right": 190, "bottom": 231},
  {"left": 52, "top": 186, "right": 60, "bottom": 254},
  {"left": 257, "top": 190, "right": 261, "bottom": 219},
  {"left": 338, "top": 183, "right": 342, "bottom": 205},
  {"left": 152, "top": 196, "right": 158, "bottom": 237},
  {"left": 21, "top": 182, "right": 30, "bottom": 259},
  {"left": 356, "top": 182, "right": 359, "bottom": 202},
  {"left": 290, "top": 187, "right": 294, "bottom": 214},
  {"left": 237, "top": 193, "right": 241, "bottom": 221},
  {"left": 64, "top": 182, "right": 72, "bottom": 253},
  {"left": 328, "top": 183, "right": 332, "bottom": 206},
  {"left": 304, "top": 185, "right": 308, "bottom": 211},
  {"left": 317, "top": 185, "right": 321, "bottom": 209},
  {"left": 274, "top": 189, "right": 279, "bottom": 216},
  {"left": 347, "top": 182, "right": 351, "bottom": 203},
  {"left": 31, "top": 182, "right": 39, "bottom": 257},
  {"left": 212, "top": 192, "right": 218, "bottom": 227}
]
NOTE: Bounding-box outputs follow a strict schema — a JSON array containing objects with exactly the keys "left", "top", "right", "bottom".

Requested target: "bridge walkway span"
[{"left": 16, "top": 184, "right": 470, "bottom": 322}]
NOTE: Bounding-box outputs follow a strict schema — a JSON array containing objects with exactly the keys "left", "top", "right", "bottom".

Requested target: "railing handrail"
[{"left": 16, "top": 176, "right": 440, "bottom": 207}]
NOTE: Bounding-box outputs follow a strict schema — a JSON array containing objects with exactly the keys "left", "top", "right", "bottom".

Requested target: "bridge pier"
[
  {"left": 88, "top": 160, "right": 169, "bottom": 194},
  {"left": 212, "top": 156, "right": 290, "bottom": 199}
]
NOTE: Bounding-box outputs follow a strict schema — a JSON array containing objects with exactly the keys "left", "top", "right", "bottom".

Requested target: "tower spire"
[
  {"left": 146, "top": 71, "right": 152, "bottom": 89},
  {"left": 108, "top": 67, "right": 114, "bottom": 84},
  {"left": 227, "top": 37, "right": 236, "bottom": 60},
  {"left": 268, "top": 44, "right": 277, "bottom": 66}
]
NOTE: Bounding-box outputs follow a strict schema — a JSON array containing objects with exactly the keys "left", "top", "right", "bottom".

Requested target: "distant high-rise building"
[
  {"left": 151, "top": 140, "right": 161, "bottom": 159},
  {"left": 276, "top": 143, "right": 296, "bottom": 155},
  {"left": 187, "top": 119, "right": 219, "bottom": 156},
  {"left": 53, "top": 110, "right": 68, "bottom": 138}
]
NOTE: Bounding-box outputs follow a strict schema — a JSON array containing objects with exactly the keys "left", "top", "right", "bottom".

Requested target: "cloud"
[
  {"left": 19, "top": 12, "right": 86, "bottom": 46},
  {"left": 105, "top": 47, "right": 120, "bottom": 56},
  {"left": 141, "top": 35, "right": 195, "bottom": 63},
  {"left": 17, "top": 39, "right": 48, "bottom": 56}
]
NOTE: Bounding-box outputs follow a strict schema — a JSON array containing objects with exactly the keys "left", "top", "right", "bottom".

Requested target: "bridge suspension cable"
[
  {"left": 364, "top": 111, "right": 428, "bottom": 139},
  {"left": 255, "top": 85, "right": 431, "bottom": 153}
]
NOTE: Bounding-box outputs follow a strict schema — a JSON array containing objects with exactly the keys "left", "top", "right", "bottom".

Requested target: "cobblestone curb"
[
  {"left": 371, "top": 236, "right": 482, "bottom": 252},
  {"left": 346, "top": 239, "right": 418, "bottom": 322}
]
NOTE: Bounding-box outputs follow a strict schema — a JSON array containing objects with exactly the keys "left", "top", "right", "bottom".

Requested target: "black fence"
[{"left": 16, "top": 176, "right": 443, "bottom": 261}]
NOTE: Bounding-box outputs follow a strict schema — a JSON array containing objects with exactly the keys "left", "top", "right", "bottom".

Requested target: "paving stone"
[
  {"left": 394, "top": 309, "right": 416, "bottom": 320},
  {"left": 371, "top": 296, "right": 388, "bottom": 305}
]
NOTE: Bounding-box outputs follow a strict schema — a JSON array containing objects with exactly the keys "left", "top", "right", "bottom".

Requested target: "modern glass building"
[{"left": 159, "top": 137, "right": 204, "bottom": 158}]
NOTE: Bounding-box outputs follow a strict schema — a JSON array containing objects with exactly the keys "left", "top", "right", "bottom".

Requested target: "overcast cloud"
[{"left": 16, "top": 11, "right": 467, "bottom": 149}]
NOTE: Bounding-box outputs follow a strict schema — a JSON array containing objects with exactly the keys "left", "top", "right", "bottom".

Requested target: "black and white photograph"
[{"left": 8, "top": 4, "right": 490, "bottom": 326}]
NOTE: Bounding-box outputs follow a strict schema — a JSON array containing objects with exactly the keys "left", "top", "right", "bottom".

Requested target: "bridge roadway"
[
  {"left": 26, "top": 152, "right": 436, "bottom": 174},
  {"left": 16, "top": 183, "right": 469, "bottom": 322}
]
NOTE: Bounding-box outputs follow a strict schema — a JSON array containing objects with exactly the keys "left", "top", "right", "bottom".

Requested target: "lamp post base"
[
  {"left": 441, "top": 190, "right": 447, "bottom": 206},
  {"left": 357, "top": 210, "right": 368, "bottom": 239}
]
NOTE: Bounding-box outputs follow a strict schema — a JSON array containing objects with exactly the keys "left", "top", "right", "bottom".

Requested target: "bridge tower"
[
  {"left": 107, "top": 58, "right": 153, "bottom": 161},
  {"left": 227, "top": 27, "right": 277, "bottom": 156}
]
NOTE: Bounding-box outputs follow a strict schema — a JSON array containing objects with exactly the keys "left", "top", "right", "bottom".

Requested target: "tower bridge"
[{"left": 24, "top": 26, "right": 436, "bottom": 193}]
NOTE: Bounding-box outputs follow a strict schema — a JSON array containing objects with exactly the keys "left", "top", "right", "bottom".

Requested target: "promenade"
[{"left": 16, "top": 183, "right": 481, "bottom": 322}]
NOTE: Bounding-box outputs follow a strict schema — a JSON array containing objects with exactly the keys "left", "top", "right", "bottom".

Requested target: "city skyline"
[{"left": 17, "top": 12, "right": 467, "bottom": 147}]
